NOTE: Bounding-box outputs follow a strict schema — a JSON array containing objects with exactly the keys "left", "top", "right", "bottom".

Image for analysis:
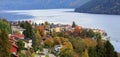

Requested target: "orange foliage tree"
[
  {"left": 37, "top": 26, "right": 46, "bottom": 37},
  {"left": 73, "top": 26, "right": 82, "bottom": 36},
  {"left": 44, "top": 37, "right": 54, "bottom": 48},
  {"left": 54, "top": 37, "right": 62, "bottom": 45}
]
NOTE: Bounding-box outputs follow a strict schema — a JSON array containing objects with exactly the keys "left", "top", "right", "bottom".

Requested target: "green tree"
[
  {"left": 44, "top": 21, "right": 50, "bottom": 29},
  {"left": 16, "top": 40, "right": 25, "bottom": 51},
  {"left": 94, "top": 32, "right": 102, "bottom": 39},
  {"left": 0, "top": 30, "right": 11, "bottom": 57},
  {"left": 0, "top": 19, "right": 11, "bottom": 33},
  {"left": 104, "top": 41, "right": 117, "bottom": 57},
  {"left": 87, "top": 29, "right": 95, "bottom": 38},
  {"left": 60, "top": 48, "right": 74, "bottom": 57},
  {"left": 72, "top": 21, "right": 76, "bottom": 28},
  {"left": 95, "top": 39, "right": 105, "bottom": 57},
  {"left": 20, "top": 21, "right": 33, "bottom": 39},
  {"left": 20, "top": 21, "right": 36, "bottom": 48},
  {"left": 88, "top": 47, "right": 98, "bottom": 57},
  {"left": 68, "top": 37, "right": 85, "bottom": 56}
]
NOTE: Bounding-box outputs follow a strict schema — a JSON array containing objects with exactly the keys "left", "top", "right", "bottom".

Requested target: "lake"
[{"left": 0, "top": 9, "right": 120, "bottom": 52}]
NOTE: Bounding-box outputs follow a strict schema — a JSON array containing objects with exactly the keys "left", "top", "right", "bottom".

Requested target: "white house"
[
  {"left": 11, "top": 26, "right": 25, "bottom": 34},
  {"left": 54, "top": 45, "right": 62, "bottom": 53},
  {"left": 23, "top": 38, "right": 32, "bottom": 49}
]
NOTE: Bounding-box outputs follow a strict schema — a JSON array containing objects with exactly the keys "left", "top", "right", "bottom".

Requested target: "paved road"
[
  {"left": 43, "top": 48, "right": 56, "bottom": 57},
  {"left": 43, "top": 48, "right": 48, "bottom": 55},
  {"left": 49, "top": 54, "right": 56, "bottom": 57},
  {"left": 35, "top": 48, "right": 56, "bottom": 57}
]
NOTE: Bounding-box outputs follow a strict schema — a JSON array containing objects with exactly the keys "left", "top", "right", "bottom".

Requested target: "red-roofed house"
[
  {"left": 12, "top": 34, "right": 24, "bottom": 39},
  {"left": 11, "top": 43, "right": 18, "bottom": 54}
]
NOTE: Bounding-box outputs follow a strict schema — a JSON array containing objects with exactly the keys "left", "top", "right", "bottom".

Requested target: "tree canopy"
[{"left": 0, "top": 30, "right": 11, "bottom": 57}]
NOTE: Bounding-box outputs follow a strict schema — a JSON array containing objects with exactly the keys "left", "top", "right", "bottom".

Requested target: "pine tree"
[
  {"left": 20, "top": 21, "right": 33, "bottom": 39},
  {"left": 96, "top": 39, "right": 105, "bottom": 57},
  {"left": 88, "top": 47, "right": 98, "bottom": 57},
  {"left": 72, "top": 21, "right": 76, "bottom": 28},
  {"left": 104, "top": 41, "right": 117, "bottom": 57},
  {"left": 20, "top": 21, "right": 36, "bottom": 48}
]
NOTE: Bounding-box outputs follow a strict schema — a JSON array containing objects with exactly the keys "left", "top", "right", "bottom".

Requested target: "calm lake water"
[{"left": 0, "top": 9, "right": 120, "bottom": 52}]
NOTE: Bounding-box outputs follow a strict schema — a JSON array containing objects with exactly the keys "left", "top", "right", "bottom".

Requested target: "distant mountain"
[
  {"left": 75, "top": 0, "right": 120, "bottom": 15},
  {"left": 0, "top": 0, "right": 89, "bottom": 10}
]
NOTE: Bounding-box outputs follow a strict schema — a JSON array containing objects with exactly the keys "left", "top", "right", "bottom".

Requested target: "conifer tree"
[
  {"left": 20, "top": 21, "right": 33, "bottom": 39},
  {"left": 72, "top": 21, "right": 76, "bottom": 28},
  {"left": 104, "top": 41, "right": 117, "bottom": 57}
]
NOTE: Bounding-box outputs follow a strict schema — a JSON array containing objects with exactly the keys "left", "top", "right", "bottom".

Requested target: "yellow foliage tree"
[
  {"left": 82, "top": 38, "right": 97, "bottom": 48},
  {"left": 35, "top": 30, "right": 42, "bottom": 45},
  {"left": 82, "top": 49, "right": 89, "bottom": 57}
]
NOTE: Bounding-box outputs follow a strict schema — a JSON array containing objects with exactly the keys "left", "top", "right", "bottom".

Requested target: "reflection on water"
[{"left": 0, "top": 12, "right": 33, "bottom": 21}]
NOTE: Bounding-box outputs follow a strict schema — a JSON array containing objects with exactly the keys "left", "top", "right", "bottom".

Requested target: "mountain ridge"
[
  {"left": 75, "top": 0, "right": 120, "bottom": 15},
  {"left": 0, "top": 0, "right": 89, "bottom": 10}
]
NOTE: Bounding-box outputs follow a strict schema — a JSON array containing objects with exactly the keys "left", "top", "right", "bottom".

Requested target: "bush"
[{"left": 45, "top": 55, "right": 49, "bottom": 57}]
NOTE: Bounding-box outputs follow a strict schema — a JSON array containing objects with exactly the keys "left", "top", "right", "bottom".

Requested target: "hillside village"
[{"left": 0, "top": 19, "right": 119, "bottom": 57}]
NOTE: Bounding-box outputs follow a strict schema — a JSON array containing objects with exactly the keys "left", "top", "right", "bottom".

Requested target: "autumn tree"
[
  {"left": 82, "top": 38, "right": 97, "bottom": 48},
  {"left": 44, "top": 37, "right": 54, "bottom": 48},
  {"left": 60, "top": 48, "right": 74, "bottom": 57},
  {"left": 54, "top": 37, "right": 62, "bottom": 45},
  {"left": 0, "top": 30, "right": 11, "bottom": 57},
  {"left": 60, "top": 38, "right": 74, "bottom": 57},
  {"left": 35, "top": 30, "right": 42, "bottom": 45},
  {"left": 82, "top": 49, "right": 89, "bottom": 57},
  {"left": 38, "top": 26, "right": 46, "bottom": 37},
  {"left": 73, "top": 26, "right": 82, "bottom": 36}
]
